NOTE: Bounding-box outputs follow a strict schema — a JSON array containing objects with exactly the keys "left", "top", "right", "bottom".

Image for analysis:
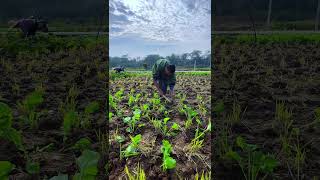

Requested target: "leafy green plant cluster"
[
  {"left": 161, "top": 140, "right": 176, "bottom": 171},
  {"left": 0, "top": 102, "right": 24, "bottom": 151},
  {"left": 73, "top": 150, "right": 101, "bottom": 180},
  {"left": 122, "top": 134, "right": 142, "bottom": 158},
  {"left": 0, "top": 161, "right": 15, "bottom": 180},
  {"left": 179, "top": 104, "right": 199, "bottom": 129},
  {"left": 81, "top": 101, "right": 99, "bottom": 128},
  {"left": 17, "top": 90, "right": 44, "bottom": 129},
  {"left": 151, "top": 117, "right": 180, "bottom": 137},
  {"left": 226, "top": 136, "right": 278, "bottom": 180},
  {"left": 123, "top": 109, "right": 142, "bottom": 133},
  {"left": 49, "top": 150, "right": 100, "bottom": 180}
]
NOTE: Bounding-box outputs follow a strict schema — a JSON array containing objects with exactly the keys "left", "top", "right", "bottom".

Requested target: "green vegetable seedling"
[
  {"left": 161, "top": 140, "right": 176, "bottom": 171},
  {"left": 0, "top": 161, "right": 15, "bottom": 180},
  {"left": 123, "top": 134, "right": 142, "bottom": 158}
]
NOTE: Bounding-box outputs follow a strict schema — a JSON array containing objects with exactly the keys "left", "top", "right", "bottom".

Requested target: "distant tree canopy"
[
  {"left": 110, "top": 50, "right": 211, "bottom": 69},
  {"left": 214, "top": 0, "right": 317, "bottom": 21},
  {"left": 0, "top": 0, "right": 105, "bottom": 23}
]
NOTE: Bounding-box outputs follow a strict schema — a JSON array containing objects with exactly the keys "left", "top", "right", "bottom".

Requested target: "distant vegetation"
[
  {"left": 215, "top": 34, "right": 320, "bottom": 44},
  {"left": 214, "top": 0, "right": 319, "bottom": 31},
  {"left": 0, "top": 0, "right": 106, "bottom": 32},
  {"left": 110, "top": 50, "right": 211, "bottom": 70}
]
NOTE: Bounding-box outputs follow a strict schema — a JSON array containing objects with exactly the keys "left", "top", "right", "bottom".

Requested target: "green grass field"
[{"left": 215, "top": 33, "right": 320, "bottom": 44}]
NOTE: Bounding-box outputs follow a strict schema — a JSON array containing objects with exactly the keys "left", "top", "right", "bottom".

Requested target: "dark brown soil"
[
  {"left": 0, "top": 46, "right": 107, "bottom": 179},
  {"left": 213, "top": 42, "right": 320, "bottom": 179}
]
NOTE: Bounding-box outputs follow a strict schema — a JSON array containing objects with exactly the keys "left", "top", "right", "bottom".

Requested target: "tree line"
[
  {"left": 0, "top": 0, "right": 105, "bottom": 23},
  {"left": 214, "top": 0, "right": 318, "bottom": 21},
  {"left": 110, "top": 50, "right": 211, "bottom": 69}
]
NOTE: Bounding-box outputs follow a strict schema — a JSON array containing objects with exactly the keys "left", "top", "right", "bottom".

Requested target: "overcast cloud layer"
[{"left": 109, "top": 0, "right": 211, "bottom": 57}]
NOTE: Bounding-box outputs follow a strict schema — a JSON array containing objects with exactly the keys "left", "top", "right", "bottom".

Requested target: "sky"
[{"left": 109, "top": 0, "right": 211, "bottom": 58}]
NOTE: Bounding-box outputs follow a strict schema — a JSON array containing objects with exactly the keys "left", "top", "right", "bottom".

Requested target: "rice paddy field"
[
  {"left": 0, "top": 34, "right": 108, "bottom": 179},
  {"left": 213, "top": 34, "right": 320, "bottom": 179},
  {"left": 108, "top": 71, "right": 212, "bottom": 179}
]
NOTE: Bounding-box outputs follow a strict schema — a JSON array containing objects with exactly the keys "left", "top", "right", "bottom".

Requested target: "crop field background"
[
  {"left": 108, "top": 72, "right": 211, "bottom": 179},
  {"left": 213, "top": 34, "right": 320, "bottom": 179},
  {"left": 0, "top": 34, "right": 108, "bottom": 179}
]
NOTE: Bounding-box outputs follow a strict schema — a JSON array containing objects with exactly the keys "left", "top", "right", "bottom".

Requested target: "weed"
[
  {"left": 188, "top": 122, "right": 211, "bottom": 154},
  {"left": 274, "top": 101, "right": 293, "bottom": 136},
  {"left": 194, "top": 171, "right": 211, "bottom": 180},
  {"left": 95, "top": 130, "right": 108, "bottom": 154},
  {"left": 124, "top": 163, "right": 146, "bottom": 180}
]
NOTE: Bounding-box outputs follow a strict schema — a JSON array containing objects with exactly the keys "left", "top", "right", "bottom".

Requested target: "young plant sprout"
[
  {"left": 188, "top": 121, "right": 211, "bottom": 153},
  {"left": 124, "top": 163, "right": 146, "bottom": 180},
  {"left": 123, "top": 109, "right": 142, "bottom": 133},
  {"left": 151, "top": 117, "right": 180, "bottom": 137},
  {"left": 81, "top": 101, "right": 99, "bottom": 128},
  {"left": 122, "top": 134, "right": 142, "bottom": 158},
  {"left": 161, "top": 140, "right": 176, "bottom": 171},
  {"left": 17, "top": 90, "right": 44, "bottom": 129},
  {"left": 226, "top": 136, "right": 278, "bottom": 180}
]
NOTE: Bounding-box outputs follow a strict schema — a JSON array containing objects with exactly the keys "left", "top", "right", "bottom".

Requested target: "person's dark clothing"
[{"left": 152, "top": 59, "right": 176, "bottom": 94}]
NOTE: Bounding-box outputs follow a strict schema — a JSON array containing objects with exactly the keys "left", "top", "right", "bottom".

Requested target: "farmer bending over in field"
[{"left": 152, "top": 59, "right": 176, "bottom": 102}]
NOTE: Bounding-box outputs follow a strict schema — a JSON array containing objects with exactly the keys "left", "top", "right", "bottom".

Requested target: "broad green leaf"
[
  {"left": 171, "top": 123, "right": 180, "bottom": 130},
  {"left": 205, "top": 121, "right": 211, "bottom": 132},
  {"left": 5, "top": 128, "right": 23, "bottom": 151},
  {"left": 73, "top": 138, "right": 91, "bottom": 151},
  {"left": 0, "top": 102, "right": 12, "bottom": 129},
  {"left": 108, "top": 112, "right": 113, "bottom": 120},
  {"left": 126, "top": 127, "right": 132, "bottom": 133},
  {"left": 24, "top": 91, "right": 43, "bottom": 110},
  {"left": 76, "top": 150, "right": 100, "bottom": 176},
  {"left": 163, "top": 117, "right": 170, "bottom": 124},
  {"left": 161, "top": 140, "right": 172, "bottom": 154},
  {"left": 260, "top": 155, "right": 278, "bottom": 173},
  {"left": 0, "top": 161, "right": 15, "bottom": 178},
  {"left": 130, "top": 134, "right": 142, "bottom": 145},
  {"left": 163, "top": 156, "right": 176, "bottom": 169},
  {"left": 63, "top": 111, "right": 78, "bottom": 135},
  {"left": 115, "top": 135, "right": 125, "bottom": 143},
  {"left": 213, "top": 101, "right": 225, "bottom": 114},
  {"left": 225, "top": 150, "right": 242, "bottom": 162},
  {"left": 123, "top": 117, "right": 131, "bottom": 123},
  {"left": 26, "top": 161, "right": 40, "bottom": 174},
  {"left": 84, "top": 102, "right": 99, "bottom": 114}
]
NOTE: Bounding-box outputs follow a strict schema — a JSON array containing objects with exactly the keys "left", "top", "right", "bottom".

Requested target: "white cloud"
[{"left": 109, "top": 0, "right": 211, "bottom": 42}]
